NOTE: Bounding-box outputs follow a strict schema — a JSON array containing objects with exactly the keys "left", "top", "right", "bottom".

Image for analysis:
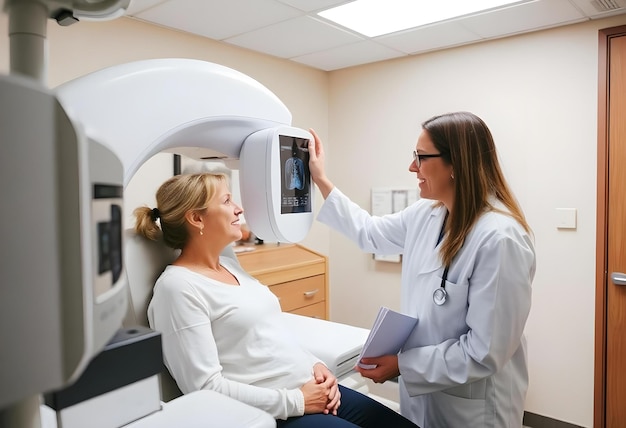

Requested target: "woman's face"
[
  {"left": 203, "top": 180, "right": 244, "bottom": 243},
  {"left": 409, "top": 130, "right": 455, "bottom": 209}
]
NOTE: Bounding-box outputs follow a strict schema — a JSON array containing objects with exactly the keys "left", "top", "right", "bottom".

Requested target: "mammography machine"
[{"left": 0, "top": 1, "right": 373, "bottom": 427}]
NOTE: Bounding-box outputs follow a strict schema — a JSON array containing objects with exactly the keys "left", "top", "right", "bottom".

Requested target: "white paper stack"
[{"left": 357, "top": 307, "right": 418, "bottom": 369}]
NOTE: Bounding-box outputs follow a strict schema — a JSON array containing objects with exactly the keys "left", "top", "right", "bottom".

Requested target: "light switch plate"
[{"left": 556, "top": 208, "right": 577, "bottom": 230}]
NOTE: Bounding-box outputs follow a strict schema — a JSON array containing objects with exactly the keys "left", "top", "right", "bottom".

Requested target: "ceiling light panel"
[{"left": 318, "top": 0, "right": 531, "bottom": 37}]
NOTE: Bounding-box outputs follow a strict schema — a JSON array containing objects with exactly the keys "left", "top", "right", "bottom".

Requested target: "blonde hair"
[
  {"left": 134, "top": 173, "right": 227, "bottom": 249},
  {"left": 423, "top": 112, "right": 531, "bottom": 267}
]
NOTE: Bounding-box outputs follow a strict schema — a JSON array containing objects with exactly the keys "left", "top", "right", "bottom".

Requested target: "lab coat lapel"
[{"left": 416, "top": 207, "right": 446, "bottom": 275}]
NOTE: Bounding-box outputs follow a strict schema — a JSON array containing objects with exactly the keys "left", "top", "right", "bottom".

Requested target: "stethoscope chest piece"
[
  {"left": 433, "top": 264, "right": 450, "bottom": 306},
  {"left": 433, "top": 287, "right": 448, "bottom": 306}
]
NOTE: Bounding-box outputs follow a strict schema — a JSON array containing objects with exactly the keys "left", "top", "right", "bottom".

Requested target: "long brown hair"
[
  {"left": 423, "top": 112, "right": 531, "bottom": 267},
  {"left": 134, "top": 173, "right": 226, "bottom": 249}
]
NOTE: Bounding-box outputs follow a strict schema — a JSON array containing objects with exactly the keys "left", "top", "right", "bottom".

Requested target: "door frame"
[{"left": 595, "top": 24, "right": 626, "bottom": 428}]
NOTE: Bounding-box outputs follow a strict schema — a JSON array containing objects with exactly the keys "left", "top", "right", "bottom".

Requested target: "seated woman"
[{"left": 134, "top": 172, "right": 418, "bottom": 428}]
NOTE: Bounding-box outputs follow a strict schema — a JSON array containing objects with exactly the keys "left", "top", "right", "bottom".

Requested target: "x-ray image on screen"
[{"left": 280, "top": 135, "right": 311, "bottom": 214}]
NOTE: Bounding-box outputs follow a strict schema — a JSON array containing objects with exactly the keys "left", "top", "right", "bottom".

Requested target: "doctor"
[{"left": 308, "top": 111, "right": 536, "bottom": 428}]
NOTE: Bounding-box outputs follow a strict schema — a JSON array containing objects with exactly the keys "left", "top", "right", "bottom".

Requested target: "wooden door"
[{"left": 596, "top": 25, "right": 626, "bottom": 428}]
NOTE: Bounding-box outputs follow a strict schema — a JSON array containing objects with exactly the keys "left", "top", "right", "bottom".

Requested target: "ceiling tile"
[
  {"left": 460, "top": 0, "right": 587, "bottom": 39},
  {"left": 125, "top": 0, "right": 167, "bottom": 15},
  {"left": 132, "top": 0, "right": 303, "bottom": 40},
  {"left": 292, "top": 40, "right": 406, "bottom": 70},
  {"left": 277, "top": 0, "right": 351, "bottom": 13},
  {"left": 568, "top": 0, "right": 626, "bottom": 18},
  {"left": 123, "top": 0, "right": 626, "bottom": 71},
  {"left": 225, "top": 15, "right": 363, "bottom": 59},
  {"left": 376, "top": 21, "right": 483, "bottom": 55}
]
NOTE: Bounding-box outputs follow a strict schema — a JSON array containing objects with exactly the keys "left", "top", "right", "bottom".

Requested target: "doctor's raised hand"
[
  {"left": 307, "top": 128, "right": 334, "bottom": 198},
  {"left": 308, "top": 112, "right": 536, "bottom": 428},
  {"left": 134, "top": 172, "right": 417, "bottom": 428}
]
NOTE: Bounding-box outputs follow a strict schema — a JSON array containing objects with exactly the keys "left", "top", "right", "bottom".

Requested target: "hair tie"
[{"left": 151, "top": 208, "right": 160, "bottom": 222}]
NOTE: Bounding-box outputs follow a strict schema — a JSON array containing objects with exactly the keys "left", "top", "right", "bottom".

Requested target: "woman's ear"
[
  {"left": 185, "top": 210, "right": 206, "bottom": 236},
  {"left": 184, "top": 210, "right": 204, "bottom": 230}
]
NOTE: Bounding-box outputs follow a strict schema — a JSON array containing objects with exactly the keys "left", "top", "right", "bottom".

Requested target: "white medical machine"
[
  {"left": 240, "top": 126, "right": 314, "bottom": 243},
  {"left": 53, "top": 57, "right": 315, "bottom": 245},
  {"left": 0, "top": 1, "right": 130, "bottom": 426},
  {"left": 52, "top": 54, "right": 370, "bottom": 402},
  {"left": 0, "top": 1, "right": 373, "bottom": 427},
  {"left": 0, "top": 71, "right": 128, "bottom": 428}
]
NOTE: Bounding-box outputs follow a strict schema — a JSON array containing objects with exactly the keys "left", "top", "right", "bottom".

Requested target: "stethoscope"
[
  {"left": 433, "top": 212, "right": 450, "bottom": 306},
  {"left": 433, "top": 265, "right": 450, "bottom": 306}
]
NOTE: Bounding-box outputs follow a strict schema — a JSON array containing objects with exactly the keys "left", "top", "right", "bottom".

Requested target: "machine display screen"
[
  {"left": 95, "top": 183, "right": 123, "bottom": 298},
  {"left": 279, "top": 135, "right": 311, "bottom": 214},
  {"left": 97, "top": 204, "right": 122, "bottom": 282}
]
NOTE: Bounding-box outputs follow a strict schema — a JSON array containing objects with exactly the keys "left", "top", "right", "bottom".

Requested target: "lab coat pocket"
[
  {"left": 439, "top": 272, "right": 469, "bottom": 307},
  {"left": 442, "top": 378, "right": 486, "bottom": 399},
  {"left": 427, "top": 390, "right": 486, "bottom": 428},
  {"left": 428, "top": 275, "right": 469, "bottom": 338}
]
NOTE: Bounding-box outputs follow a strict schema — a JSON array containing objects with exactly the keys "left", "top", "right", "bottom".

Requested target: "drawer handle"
[{"left": 303, "top": 289, "right": 319, "bottom": 298}]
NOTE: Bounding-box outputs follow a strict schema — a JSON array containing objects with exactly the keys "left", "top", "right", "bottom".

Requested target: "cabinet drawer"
[
  {"left": 290, "top": 302, "right": 326, "bottom": 319},
  {"left": 237, "top": 244, "right": 326, "bottom": 286},
  {"left": 271, "top": 276, "right": 325, "bottom": 312}
]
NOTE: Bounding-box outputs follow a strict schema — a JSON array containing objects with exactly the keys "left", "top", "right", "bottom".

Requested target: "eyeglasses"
[{"left": 413, "top": 150, "right": 442, "bottom": 168}]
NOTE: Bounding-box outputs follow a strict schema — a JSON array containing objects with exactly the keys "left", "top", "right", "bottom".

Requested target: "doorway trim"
[{"left": 594, "top": 24, "right": 626, "bottom": 428}]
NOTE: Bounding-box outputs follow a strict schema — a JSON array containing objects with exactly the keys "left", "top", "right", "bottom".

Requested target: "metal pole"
[{"left": 7, "top": 0, "right": 48, "bottom": 82}]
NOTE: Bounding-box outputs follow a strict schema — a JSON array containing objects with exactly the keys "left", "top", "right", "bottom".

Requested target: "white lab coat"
[{"left": 318, "top": 188, "right": 536, "bottom": 428}]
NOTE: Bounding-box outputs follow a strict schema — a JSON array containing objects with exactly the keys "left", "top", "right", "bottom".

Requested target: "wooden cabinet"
[{"left": 236, "top": 244, "right": 328, "bottom": 320}]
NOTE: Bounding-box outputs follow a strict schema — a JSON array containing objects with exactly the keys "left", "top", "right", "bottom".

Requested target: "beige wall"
[{"left": 3, "top": 10, "right": 626, "bottom": 428}]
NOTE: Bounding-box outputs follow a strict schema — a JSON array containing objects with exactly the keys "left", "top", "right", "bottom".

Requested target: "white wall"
[
  {"left": 3, "top": 10, "right": 626, "bottom": 428},
  {"left": 326, "top": 16, "right": 626, "bottom": 427}
]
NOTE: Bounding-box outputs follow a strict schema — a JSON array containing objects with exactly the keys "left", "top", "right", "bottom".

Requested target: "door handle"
[{"left": 611, "top": 272, "right": 626, "bottom": 286}]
